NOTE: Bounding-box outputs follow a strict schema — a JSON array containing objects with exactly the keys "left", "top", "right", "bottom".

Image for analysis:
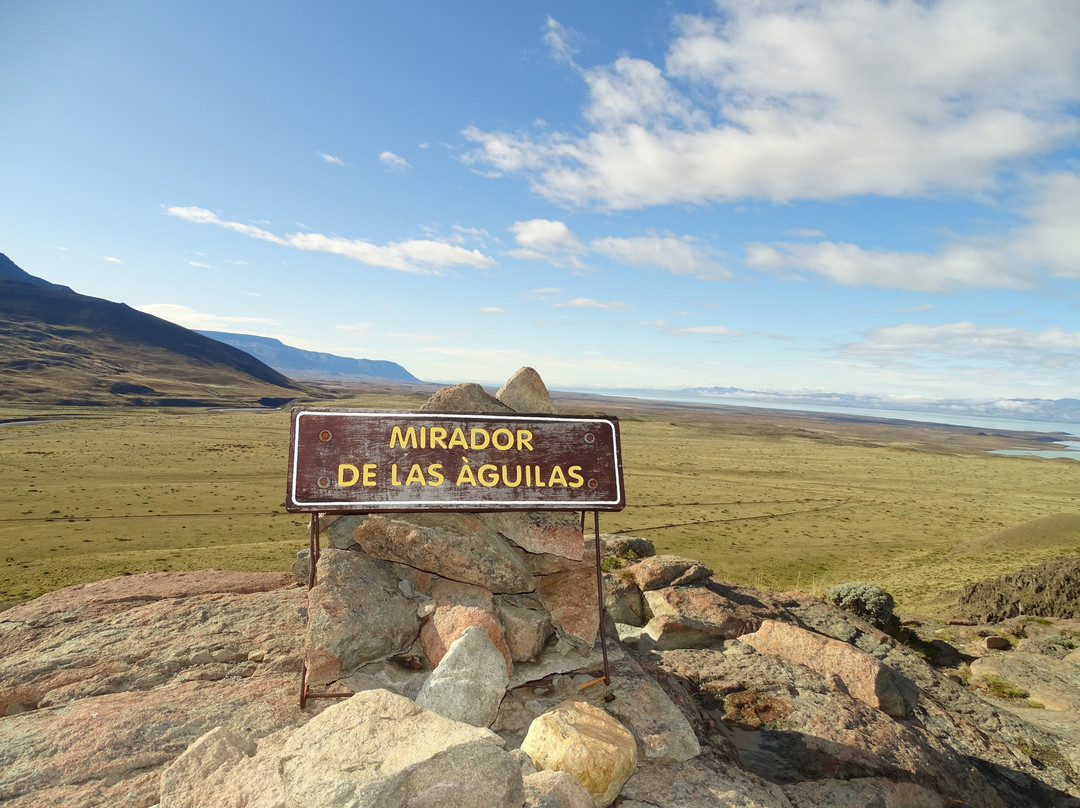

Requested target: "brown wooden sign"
[{"left": 285, "top": 409, "right": 625, "bottom": 512}]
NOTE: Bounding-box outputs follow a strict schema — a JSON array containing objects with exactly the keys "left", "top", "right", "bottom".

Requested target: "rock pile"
[{"left": 4, "top": 370, "right": 1080, "bottom": 807}]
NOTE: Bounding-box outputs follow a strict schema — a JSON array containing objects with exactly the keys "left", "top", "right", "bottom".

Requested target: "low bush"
[{"left": 825, "top": 581, "right": 899, "bottom": 633}]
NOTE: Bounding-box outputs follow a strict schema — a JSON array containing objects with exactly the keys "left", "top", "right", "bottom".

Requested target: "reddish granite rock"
[{"left": 420, "top": 578, "right": 514, "bottom": 672}]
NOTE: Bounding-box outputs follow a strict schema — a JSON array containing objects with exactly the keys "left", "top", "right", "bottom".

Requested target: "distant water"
[{"left": 585, "top": 390, "right": 1080, "bottom": 459}]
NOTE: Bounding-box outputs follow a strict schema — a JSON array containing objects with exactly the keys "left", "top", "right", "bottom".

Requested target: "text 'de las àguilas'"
[{"left": 286, "top": 410, "right": 625, "bottom": 512}]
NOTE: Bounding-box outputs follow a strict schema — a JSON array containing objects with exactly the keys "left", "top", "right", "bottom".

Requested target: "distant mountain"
[
  {"left": 197, "top": 331, "right": 420, "bottom": 382},
  {"left": 0, "top": 253, "right": 303, "bottom": 407}
]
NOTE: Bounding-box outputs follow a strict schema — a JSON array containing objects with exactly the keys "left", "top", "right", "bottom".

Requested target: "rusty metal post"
[
  {"left": 307, "top": 513, "right": 320, "bottom": 590},
  {"left": 593, "top": 510, "right": 610, "bottom": 685}
]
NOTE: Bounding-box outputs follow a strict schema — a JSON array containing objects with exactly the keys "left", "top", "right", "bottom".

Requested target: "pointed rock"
[
  {"left": 416, "top": 625, "right": 509, "bottom": 728},
  {"left": 496, "top": 366, "right": 556, "bottom": 414}
]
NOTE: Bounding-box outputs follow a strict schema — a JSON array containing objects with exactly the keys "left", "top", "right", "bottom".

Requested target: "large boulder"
[
  {"left": 279, "top": 689, "right": 524, "bottom": 808},
  {"left": 420, "top": 382, "right": 513, "bottom": 413},
  {"left": 304, "top": 549, "right": 420, "bottom": 687},
  {"left": 521, "top": 701, "right": 638, "bottom": 808},
  {"left": 738, "top": 619, "right": 918, "bottom": 717},
  {"left": 159, "top": 726, "right": 291, "bottom": 808}
]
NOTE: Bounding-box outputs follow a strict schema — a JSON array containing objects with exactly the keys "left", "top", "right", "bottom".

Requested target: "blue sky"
[{"left": 2, "top": 1, "right": 1079, "bottom": 402}]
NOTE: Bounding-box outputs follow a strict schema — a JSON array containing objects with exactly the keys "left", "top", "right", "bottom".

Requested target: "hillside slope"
[
  {"left": 197, "top": 330, "right": 419, "bottom": 382},
  {"left": 0, "top": 254, "right": 303, "bottom": 407}
]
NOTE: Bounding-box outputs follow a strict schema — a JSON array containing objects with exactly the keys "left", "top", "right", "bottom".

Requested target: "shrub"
[{"left": 825, "top": 581, "right": 898, "bottom": 632}]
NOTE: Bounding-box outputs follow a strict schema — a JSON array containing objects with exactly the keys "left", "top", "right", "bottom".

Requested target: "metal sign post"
[{"left": 286, "top": 409, "right": 626, "bottom": 705}]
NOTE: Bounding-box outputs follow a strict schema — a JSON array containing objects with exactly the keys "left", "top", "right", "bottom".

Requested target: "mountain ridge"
[
  {"left": 0, "top": 253, "right": 303, "bottom": 407},
  {"left": 196, "top": 330, "right": 419, "bottom": 382}
]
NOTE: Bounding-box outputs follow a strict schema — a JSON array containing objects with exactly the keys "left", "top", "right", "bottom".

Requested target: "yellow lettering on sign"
[
  {"left": 405, "top": 463, "right": 427, "bottom": 486},
  {"left": 517, "top": 429, "right": 534, "bottom": 451},
  {"left": 477, "top": 463, "right": 499, "bottom": 487},
  {"left": 338, "top": 463, "right": 360, "bottom": 487},
  {"left": 491, "top": 428, "right": 514, "bottom": 450},
  {"left": 470, "top": 428, "right": 490, "bottom": 449},
  {"left": 427, "top": 463, "right": 445, "bottom": 486},
  {"left": 455, "top": 461, "right": 476, "bottom": 486},
  {"left": 363, "top": 463, "right": 378, "bottom": 486},
  {"left": 534, "top": 465, "right": 546, "bottom": 487},
  {"left": 430, "top": 427, "right": 448, "bottom": 449},
  {"left": 547, "top": 465, "right": 568, "bottom": 487},
  {"left": 391, "top": 464, "right": 402, "bottom": 486},
  {"left": 567, "top": 466, "right": 584, "bottom": 488},
  {"left": 448, "top": 427, "right": 468, "bottom": 450},
  {"left": 389, "top": 426, "right": 418, "bottom": 449},
  {"left": 502, "top": 465, "right": 522, "bottom": 487}
]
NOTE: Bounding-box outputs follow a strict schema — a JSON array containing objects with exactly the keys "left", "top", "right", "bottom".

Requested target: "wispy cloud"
[
  {"left": 508, "top": 219, "right": 729, "bottom": 280},
  {"left": 845, "top": 322, "right": 1080, "bottom": 369},
  {"left": 379, "top": 151, "right": 412, "bottom": 171},
  {"left": 554, "top": 297, "right": 628, "bottom": 310},
  {"left": 187, "top": 260, "right": 211, "bottom": 269},
  {"left": 745, "top": 170, "right": 1080, "bottom": 292},
  {"left": 317, "top": 151, "right": 345, "bottom": 165},
  {"left": 166, "top": 206, "right": 496, "bottom": 274},
  {"left": 133, "top": 303, "right": 278, "bottom": 332},
  {"left": 103, "top": 256, "right": 122, "bottom": 263},
  {"left": 477, "top": 306, "right": 505, "bottom": 314},
  {"left": 641, "top": 319, "right": 742, "bottom": 338}
]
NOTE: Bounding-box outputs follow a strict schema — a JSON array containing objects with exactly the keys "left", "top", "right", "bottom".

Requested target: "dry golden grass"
[{"left": 2, "top": 386, "right": 1078, "bottom": 616}]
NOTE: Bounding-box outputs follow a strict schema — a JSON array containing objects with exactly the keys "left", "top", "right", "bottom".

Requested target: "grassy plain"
[{"left": 2, "top": 384, "right": 1079, "bottom": 615}]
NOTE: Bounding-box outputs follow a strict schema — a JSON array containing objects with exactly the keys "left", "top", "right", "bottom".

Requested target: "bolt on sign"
[{"left": 286, "top": 409, "right": 626, "bottom": 512}]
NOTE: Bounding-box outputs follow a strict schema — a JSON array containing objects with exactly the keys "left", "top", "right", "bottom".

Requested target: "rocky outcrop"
[
  {"left": 955, "top": 553, "right": 1080, "bottom": 622},
  {"left": 5, "top": 372, "right": 1080, "bottom": 808}
]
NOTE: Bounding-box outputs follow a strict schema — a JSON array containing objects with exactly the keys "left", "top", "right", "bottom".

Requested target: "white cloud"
[
  {"left": 465, "top": 3, "right": 1080, "bottom": 208},
  {"left": 526, "top": 287, "right": 563, "bottom": 299},
  {"left": 336, "top": 322, "right": 372, "bottom": 337},
  {"left": 507, "top": 220, "right": 730, "bottom": 280},
  {"left": 554, "top": 297, "right": 628, "bottom": 310},
  {"left": 133, "top": 303, "right": 278, "bottom": 332},
  {"left": 543, "top": 16, "right": 580, "bottom": 67},
  {"left": 745, "top": 170, "right": 1080, "bottom": 292},
  {"left": 188, "top": 261, "right": 211, "bottom": 269},
  {"left": 379, "top": 151, "right": 412, "bottom": 171},
  {"left": 477, "top": 306, "right": 505, "bottom": 314},
  {"left": 165, "top": 205, "right": 496, "bottom": 274},
  {"left": 641, "top": 318, "right": 742, "bottom": 338},
  {"left": 104, "top": 256, "right": 122, "bottom": 263},
  {"left": 317, "top": 151, "right": 345, "bottom": 165},
  {"left": 845, "top": 322, "right": 1080, "bottom": 369},
  {"left": 508, "top": 218, "right": 587, "bottom": 268},
  {"left": 591, "top": 232, "right": 730, "bottom": 280}
]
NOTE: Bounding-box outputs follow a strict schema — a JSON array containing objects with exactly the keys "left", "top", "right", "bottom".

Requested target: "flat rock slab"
[{"left": 354, "top": 513, "right": 536, "bottom": 594}]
